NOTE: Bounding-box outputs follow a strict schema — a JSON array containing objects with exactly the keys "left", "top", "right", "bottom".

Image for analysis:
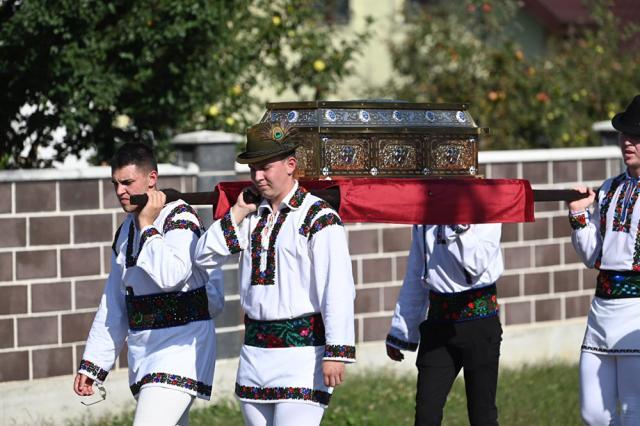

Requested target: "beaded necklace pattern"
[
  {"left": 595, "top": 174, "right": 626, "bottom": 268},
  {"left": 632, "top": 226, "right": 640, "bottom": 271},
  {"left": 612, "top": 179, "right": 640, "bottom": 233},
  {"left": 248, "top": 186, "right": 308, "bottom": 285},
  {"left": 288, "top": 185, "right": 308, "bottom": 208},
  {"left": 250, "top": 208, "right": 290, "bottom": 285}
]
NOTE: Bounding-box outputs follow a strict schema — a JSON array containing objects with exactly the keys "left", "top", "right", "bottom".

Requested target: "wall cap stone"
[
  {"left": 0, "top": 163, "right": 199, "bottom": 182},
  {"left": 592, "top": 120, "right": 615, "bottom": 132},
  {"left": 479, "top": 145, "right": 620, "bottom": 164},
  {"left": 235, "top": 162, "right": 250, "bottom": 173},
  {"left": 172, "top": 130, "right": 243, "bottom": 144}
]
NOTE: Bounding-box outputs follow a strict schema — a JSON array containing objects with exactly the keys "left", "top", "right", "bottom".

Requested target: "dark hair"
[{"left": 110, "top": 143, "right": 158, "bottom": 172}]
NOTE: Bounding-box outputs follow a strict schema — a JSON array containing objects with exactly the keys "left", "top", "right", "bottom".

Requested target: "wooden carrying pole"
[{"left": 130, "top": 187, "right": 587, "bottom": 210}]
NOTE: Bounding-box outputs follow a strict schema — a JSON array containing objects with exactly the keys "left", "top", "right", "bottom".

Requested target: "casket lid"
[{"left": 261, "top": 100, "right": 487, "bottom": 134}]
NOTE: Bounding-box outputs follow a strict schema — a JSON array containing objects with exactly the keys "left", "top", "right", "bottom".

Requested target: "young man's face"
[
  {"left": 619, "top": 133, "right": 640, "bottom": 172},
  {"left": 249, "top": 156, "right": 296, "bottom": 202},
  {"left": 111, "top": 164, "right": 158, "bottom": 213}
]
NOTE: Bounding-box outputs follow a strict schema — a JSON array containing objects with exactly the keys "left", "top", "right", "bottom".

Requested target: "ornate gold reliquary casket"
[{"left": 260, "top": 100, "right": 487, "bottom": 179}]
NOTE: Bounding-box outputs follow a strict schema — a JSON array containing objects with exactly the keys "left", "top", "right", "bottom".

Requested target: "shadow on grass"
[{"left": 74, "top": 363, "right": 580, "bottom": 426}]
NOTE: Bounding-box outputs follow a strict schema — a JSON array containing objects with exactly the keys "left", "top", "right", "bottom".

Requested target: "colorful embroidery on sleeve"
[
  {"left": 79, "top": 359, "right": 109, "bottom": 382},
  {"left": 308, "top": 213, "right": 343, "bottom": 239},
  {"left": 220, "top": 211, "right": 241, "bottom": 254},
  {"left": 163, "top": 204, "right": 204, "bottom": 236},
  {"left": 569, "top": 212, "right": 589, "bottom": 230},
  {"left": 323, "top": 344, "right": 356, "bottom": 359},
  {"left": 299, "top": 200, "right": 335, "bottom": 237},
  {"left": 385, "top": 334, "right": 419, "bottom": 351}
]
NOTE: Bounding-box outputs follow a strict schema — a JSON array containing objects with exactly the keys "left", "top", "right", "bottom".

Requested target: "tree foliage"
[
  {"left": 0, "top": 0, "right": 370, "bottom": 168},
  {"left": 382, "top": 0, "right": 640, "bottom": 150}
]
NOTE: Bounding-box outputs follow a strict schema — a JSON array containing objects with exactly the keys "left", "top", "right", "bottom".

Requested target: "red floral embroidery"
[{"left": 428, "top": 284, "right": 499, "bottom": 322}]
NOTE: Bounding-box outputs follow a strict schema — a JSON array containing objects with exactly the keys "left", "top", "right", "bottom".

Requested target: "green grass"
[{"left": 77, "top": 363, "right": 580, "bottom": 426}]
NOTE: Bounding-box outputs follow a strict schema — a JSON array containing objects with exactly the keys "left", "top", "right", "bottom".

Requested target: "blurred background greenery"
[
  {"left": 383, "top": 0, "right": 640, "bottom": 150},
  {"left": 1, "top": 0, "right": 638, "bottom": 168}
]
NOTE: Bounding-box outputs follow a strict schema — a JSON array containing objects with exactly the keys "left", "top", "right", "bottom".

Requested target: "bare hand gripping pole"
[
  {"left": 130, "top": 188, "right": 343, "bottom": 210},
  {"left": 130, "top": 188, "right": 221, "bottom": 207}
]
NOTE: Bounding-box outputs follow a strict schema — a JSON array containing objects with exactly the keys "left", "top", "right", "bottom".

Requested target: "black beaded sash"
[
  {"left": 244, "top": 313, "right": 326, "bottom": 348},
  {"left": 596, "top": 270, "right": 640, "bottom": 299},
  {"left": 428, "top": 284, "right": 499, "bottom": 322},
  {"left": 126, "top": 286, "right": 210, "bottom": 331}
]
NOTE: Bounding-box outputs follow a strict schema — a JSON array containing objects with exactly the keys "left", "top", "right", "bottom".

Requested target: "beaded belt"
[
  {"left": 244, "top": 313, "right": 326, "bottom": 348},
  {"left": 596, "top": 270, "right": 640, "bottom": 299},
  {"left": 125, "top": 286, "right": 210, "bottom": 331},
  {"left": 428, "top": 284, "right": 499, "bottom": 322}
]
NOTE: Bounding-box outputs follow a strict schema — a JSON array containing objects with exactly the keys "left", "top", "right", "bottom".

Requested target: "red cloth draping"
[{"left": 213, "top": 178, "right": 534, "bottom": 225}]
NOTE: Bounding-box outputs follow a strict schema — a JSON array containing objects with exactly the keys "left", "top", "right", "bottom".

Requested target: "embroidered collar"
[
  {"left": 625, "top": 170, "right": 639, "bottom": 182},
  {"left": 256, "top": 181, "right": 308, "bottom": 214}
]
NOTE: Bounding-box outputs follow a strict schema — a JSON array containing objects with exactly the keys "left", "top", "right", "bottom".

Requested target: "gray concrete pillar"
[
  {"left": 592, "top": 120, "right": 618, "bottom": 146},
  {"left": 171, "top": 130, "right": 243, "bottom": 226},
  {"left": 171, "top": 130, "right": 243, "bottom": 191},
  {"left": 592, "top": 120, "right": 624, "bottom": 173}
]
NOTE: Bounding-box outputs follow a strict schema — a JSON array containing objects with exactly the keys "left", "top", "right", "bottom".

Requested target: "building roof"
[{"left": 523, "top": 0, "right": 640, "bottom": 37}]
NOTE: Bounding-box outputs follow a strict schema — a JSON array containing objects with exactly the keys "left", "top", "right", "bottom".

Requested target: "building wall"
[{"left": 0, "top": 146, "right": 622, "bottom": 385}]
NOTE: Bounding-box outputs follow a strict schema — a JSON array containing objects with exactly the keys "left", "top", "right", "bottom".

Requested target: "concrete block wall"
[
  {"left": 0, "top": 166, "right": 197, "bottom": 383},
  {"left": 0, "top": 146, "right": 623, "bottom": 386}
]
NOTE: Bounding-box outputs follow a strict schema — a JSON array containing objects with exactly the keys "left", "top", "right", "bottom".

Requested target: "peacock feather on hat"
[{"left": 253, "top": 120, "right": 299, "bottom": 144}]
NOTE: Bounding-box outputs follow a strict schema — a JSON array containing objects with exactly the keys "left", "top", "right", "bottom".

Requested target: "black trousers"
[{"left": 414, "top": 315, "right": 502, "bottom": 426}]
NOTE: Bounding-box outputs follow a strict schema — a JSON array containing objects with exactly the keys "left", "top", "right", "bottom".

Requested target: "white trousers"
[
  {"left": 580, "top": 351, "right": 640, "bottom": 425},
  {"left": 133, "top": 386, "right": 195, "bottom": 426},
  {"left": 240, "top": 402, "right": 325, "bottom": 426}
]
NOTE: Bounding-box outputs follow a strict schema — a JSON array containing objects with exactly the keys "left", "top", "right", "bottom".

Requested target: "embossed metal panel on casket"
[{"left": 260, "top": 101, "right": 487, "bottom": 179}]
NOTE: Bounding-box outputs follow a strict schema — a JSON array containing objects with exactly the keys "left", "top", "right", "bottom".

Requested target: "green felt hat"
[{"left": 237, "top": 121, "right": 300, "bottom": 164}]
